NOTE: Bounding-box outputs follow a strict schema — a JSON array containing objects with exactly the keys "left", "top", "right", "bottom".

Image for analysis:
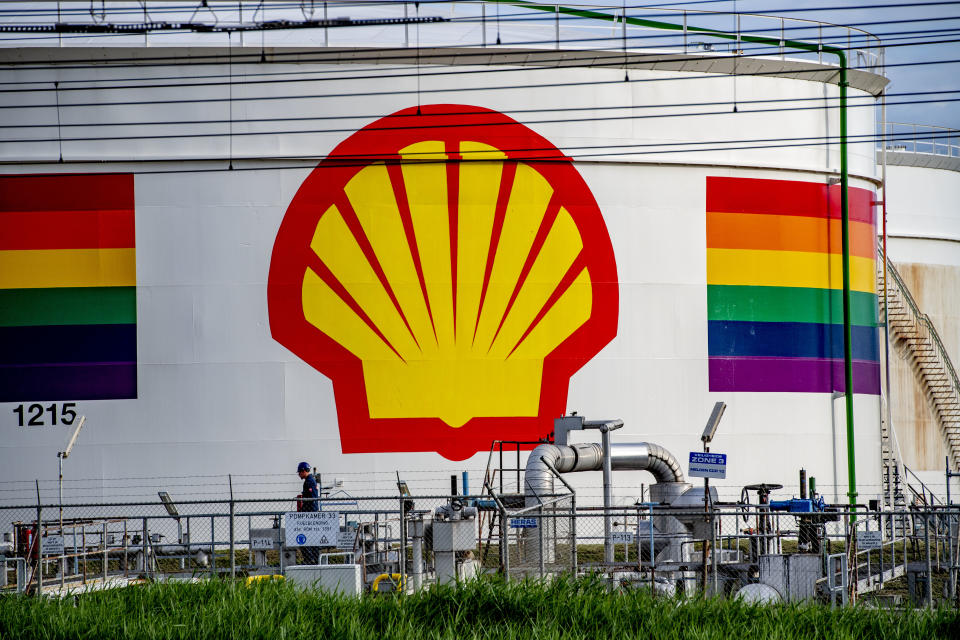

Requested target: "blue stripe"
[
  {"left": 707, "top": 320, "right": 879, "bottom": 361},
  {"left": 0, "top": 323, "right": 136, "bottom": 365}
]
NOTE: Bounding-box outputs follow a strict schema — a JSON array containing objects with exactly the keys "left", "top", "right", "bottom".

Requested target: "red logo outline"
[{"left": 268, "top": 105, "right": 618, "bottom": 460}]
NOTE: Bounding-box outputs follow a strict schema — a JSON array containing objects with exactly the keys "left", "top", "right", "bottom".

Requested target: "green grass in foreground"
[{"left": 1, "top": 576, "right": 958, "bottom": 640}]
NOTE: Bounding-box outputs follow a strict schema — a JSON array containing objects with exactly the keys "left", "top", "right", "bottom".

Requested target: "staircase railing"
[{"left": 877, "top": 242, "right": 960, "bottom": 469}]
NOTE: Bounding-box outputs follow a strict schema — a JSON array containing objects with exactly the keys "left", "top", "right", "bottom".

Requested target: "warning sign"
[
  {"left": 285, "top": 512, "right": 339, "bottom": 547},
  {"left": 41, "top": 535, "right": 64, "bottom": 556},
  {"left": 337, "top": 529, "right": 357, "bottom": 550}
]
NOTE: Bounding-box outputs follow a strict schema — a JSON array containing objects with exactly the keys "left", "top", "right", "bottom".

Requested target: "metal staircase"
[{"left": 877, "top": 244, "right": 960, "bottom": 477}]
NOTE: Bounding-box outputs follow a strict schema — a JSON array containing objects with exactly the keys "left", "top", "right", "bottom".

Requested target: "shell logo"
[{"left": 268, "top": 105, "right": 618, "bottom": 460}]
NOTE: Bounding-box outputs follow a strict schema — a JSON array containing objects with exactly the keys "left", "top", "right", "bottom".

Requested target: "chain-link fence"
[{"left": 3, "top": 489, "right": 958, "bottom": 608}]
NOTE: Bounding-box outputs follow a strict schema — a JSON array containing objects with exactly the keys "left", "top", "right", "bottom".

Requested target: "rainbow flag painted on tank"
[
  {"left": 0, "top": 173, "right": 137, "bottom": 401},
  {"left": 706, "top": 176, "right": 880, "bottom": 394}
]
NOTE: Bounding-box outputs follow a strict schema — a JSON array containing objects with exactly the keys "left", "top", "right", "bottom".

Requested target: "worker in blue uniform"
[{"left": 297, "top": 461, "right": 320, "bottom": 564}]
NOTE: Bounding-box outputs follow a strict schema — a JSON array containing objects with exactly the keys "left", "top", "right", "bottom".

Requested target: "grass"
[{"left": 2, "top": 575, "right": 959, "bottom": 640}]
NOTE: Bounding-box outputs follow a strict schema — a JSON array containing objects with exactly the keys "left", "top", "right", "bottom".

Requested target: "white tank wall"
[{"left": 0, "top": 49, "right": 883, "bottom": 505}]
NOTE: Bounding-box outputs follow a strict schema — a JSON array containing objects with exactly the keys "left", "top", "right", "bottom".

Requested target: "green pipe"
[
  {"left": 490, "top": 1, "right": 859, "bottom": 516},
  {"left": 839, "top": 60, "right": 858, "bottom": 521}
]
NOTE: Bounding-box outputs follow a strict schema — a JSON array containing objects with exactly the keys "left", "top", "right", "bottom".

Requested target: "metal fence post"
[
  {"left": 102, "top": 521, "right": 108, "bottom": 584},
  {"left": 399, "top": 496, "right": 407, "bottom": 593},
  {"left": 141, "top": 517, "right": 148, "bottom": 579},
  {"left": 279, "top": 512, "right": 286, "bottom": 575},
  {"left": 711, "top": 501, "right": 718, "bottom": 595},
  {"left": 649, "top": 504, "right": 655, "bottom": 595},
  {"left": 500, "top": 504, "right": 509, "bottom": 579},
  {"left": 926, "top": 510, "right": 933, "bottom": 607},
  {"left": 210, "top": 516, "right": 216, "bottom": 578},
  {"left": 229, "top": 475, "right": 236, "bottom": 580},
  {"left": 538, "top": 504, "right": 545, "bottom": 579},
  {"left": 570, "top": 493, "right": 577, "bottom": 573},
  {"left": 35, "top": 480, "right": 42, "bottom": 597}
]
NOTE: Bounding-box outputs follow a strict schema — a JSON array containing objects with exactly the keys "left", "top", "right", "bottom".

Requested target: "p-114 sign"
[{"left": 689, "top": 452, "right": 727, "bottom": 479}]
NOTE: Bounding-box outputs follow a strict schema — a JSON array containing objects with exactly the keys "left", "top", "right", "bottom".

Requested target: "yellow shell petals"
[
  {"left": 472, "top": 163, "right": 554, "bottom": 354},
  {"left": 455, "top": 143, "right": 503, "bottom": 357},
  {"left": 345, "top": 163, "right": 438, "bottom": 354},
  {"left": 489, "top": 207, "right": 583, "bottom": 359},
  {"left": 301, "top": 140, "right": 595, "bottom": 428},
  {"left": 309, "top": 204, "right": 420, "bottom": 360},
  {"left": 302, "top": 268, "right": 400, "bottom": 364},
  {"left": 511, "top": 268, "right": 593, "bottom": 361},
  {"left": 400, "top": 141, "right": 456, "bottom": 351}
]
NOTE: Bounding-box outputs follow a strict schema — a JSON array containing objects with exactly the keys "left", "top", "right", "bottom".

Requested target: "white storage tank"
[{"left": 0, "top": 2, "right": 894, "bottom": 506}]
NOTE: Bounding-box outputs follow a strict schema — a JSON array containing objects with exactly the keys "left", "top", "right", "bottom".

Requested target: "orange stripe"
[{"left": 706, "top": 211, "right": 876, "bottom": 259}]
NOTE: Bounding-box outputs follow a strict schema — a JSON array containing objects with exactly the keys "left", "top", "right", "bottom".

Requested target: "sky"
[{"left": 657, "top": 0, "right": 960, "bottom": 131}]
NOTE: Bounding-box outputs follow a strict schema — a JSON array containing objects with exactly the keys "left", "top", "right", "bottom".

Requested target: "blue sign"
[
  {"left": 296, "top": 533, "right": 307, "bottom": 545},
  {"left": 509, "top": 517, "right": 538, "bottom": 529},
  {"left": 689, "top": 452, "right": 727, "bottom": 479}
]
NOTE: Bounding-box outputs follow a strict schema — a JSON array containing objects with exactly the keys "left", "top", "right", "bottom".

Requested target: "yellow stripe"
[
  {"left": 706, "top": 248, "right": 876, "bottom": 293},
  {"left": 0, "top": 248, "right": 135, "bottom": 289}
]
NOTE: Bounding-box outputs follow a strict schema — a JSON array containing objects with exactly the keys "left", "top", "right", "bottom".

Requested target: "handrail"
[
  {"left": 881, "top": 122, "right": 960, "bottom": 158},
  {"left": 0, "top": 0, "right": 884, "bottom": 70},
  {"left": 879, "top": 243, "right": 960, "bottom": 406},
  {"left": 904, "top": 464, "right": 945, "bottom": 506},
  {"left": 878, "top": 242, "right": 960, "bottom": 471}
]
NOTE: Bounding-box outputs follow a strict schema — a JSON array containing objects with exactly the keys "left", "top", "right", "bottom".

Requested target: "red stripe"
[
  {"left": 334, "top": 193, "right": 421, "bottom": 352},
  {"left": 386, "top": 162, "right": 438, "bottom": 347},
  {"left": 445, "top": 146, "right": 459, "bottom": 338},
  {"left": 706, "top": 176, "right": 875, "bottom": 224},
  {"left": 507, "top": 254, "right": 588, "bottom": 359},
  {"left": 474, "top": 162, "right": 518, "bottom": 346},
  {"left": 305, "top": 253, "right": 405, "bottom": 364},
  {"left": 0, "top": 174, "right": 134, "bottom": 213},
  {"left": 0, "top": 209, "right": 134, "bottom": 250},
  {"left": 490, "top": 193, "right": 562, "bottom": 350}
]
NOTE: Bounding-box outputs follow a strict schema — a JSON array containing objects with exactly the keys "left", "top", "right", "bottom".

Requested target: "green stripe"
[
  {"left": 0, "top": 287, "right": 136, "bottom": 327},
  {"left": 708, "top": 285, "right": 878, "bottom": 326}
]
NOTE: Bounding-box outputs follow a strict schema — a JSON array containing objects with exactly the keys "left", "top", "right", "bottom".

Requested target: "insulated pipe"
[
  {"left": 524, "top": 442, "right": 685, "bottom": 500},
  {"left": 523, "top": 441, "right": 685, "bottom": 566}
]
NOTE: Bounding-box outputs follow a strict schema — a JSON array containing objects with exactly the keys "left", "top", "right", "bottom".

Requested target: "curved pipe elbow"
[{"left": 523, "top": 440, "right": 684, "bottom": 500}]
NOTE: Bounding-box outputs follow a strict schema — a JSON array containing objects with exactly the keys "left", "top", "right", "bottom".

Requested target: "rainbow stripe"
[
  {"left": 0, "top": 174, "right": 137, "bottom": 401},
  {"left": 706, "top": 177, "right": 880, "bottom": 394}
]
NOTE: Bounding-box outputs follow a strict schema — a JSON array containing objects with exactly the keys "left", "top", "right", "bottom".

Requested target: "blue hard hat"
[{"left": 297, "top": 461, "right": 310, "bottom": 472}]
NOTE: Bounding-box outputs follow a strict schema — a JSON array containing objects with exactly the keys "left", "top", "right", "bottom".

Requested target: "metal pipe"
[
  {"left": 602, "top": 428, "right": 613, "bottom": 563},
  {"left": 524, "top": 439, "right": 684, "bottom": 567},
  {"left": 411, "top": 516, "right": 423, "bottom": 590},
  {"left": 525, "top": 442, "right": 684, "bottom": 503}
]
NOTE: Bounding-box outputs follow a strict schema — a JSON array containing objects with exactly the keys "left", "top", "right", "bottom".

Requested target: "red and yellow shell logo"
[{"left": 268, "top": 105, "right": 617, "bottom": 460}]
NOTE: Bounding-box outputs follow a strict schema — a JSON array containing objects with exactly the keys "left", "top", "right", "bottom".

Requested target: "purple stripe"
[
  {"left": 709, "top": 357, "right": 880, "bottom": 394},
  {"left": 0, "top": 362, "right": 136, "bottom": 402}
]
